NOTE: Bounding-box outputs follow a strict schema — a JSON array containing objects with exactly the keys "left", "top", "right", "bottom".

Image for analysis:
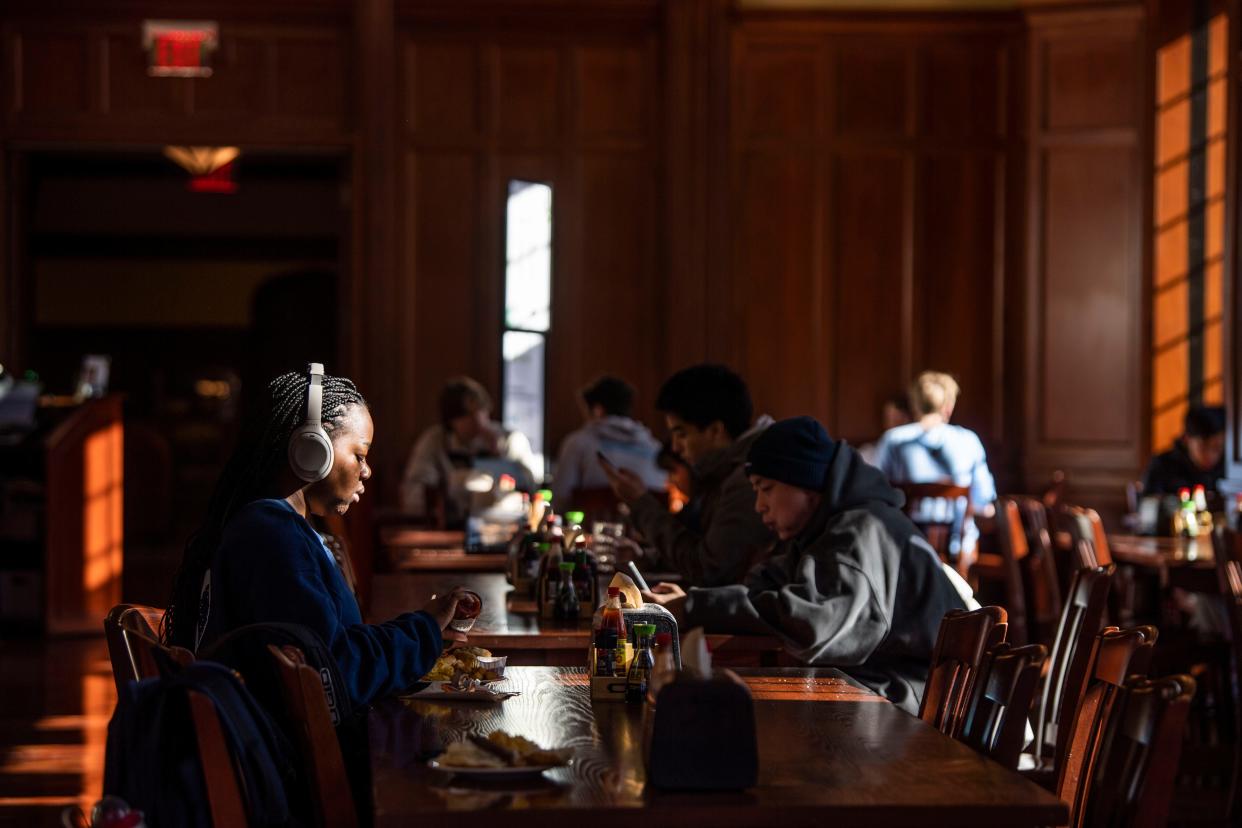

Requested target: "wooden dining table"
[
  {"left": 369, "top": 666, "right": 1068, "bottom": 827},
  {"left": 1106, "top": 533, "right": 1217, "bottom": 593},
  {"left": 370, "top": 571, "right": 793, "bottom": 666}
]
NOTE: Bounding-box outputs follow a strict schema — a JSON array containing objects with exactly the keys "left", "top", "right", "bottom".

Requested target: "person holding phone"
[
  {"left": 600, "top": 364, "right": 774, "bottom": 587},
  {"left": 642, "top": 416, "right": 968, "bottom": 714},
  {"left": 551, "top": 375, "right": 666, "bottom": 507}
]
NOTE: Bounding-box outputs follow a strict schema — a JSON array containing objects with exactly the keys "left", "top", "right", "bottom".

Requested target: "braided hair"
[{"left": 163, "top": 367, "right": 367, "bottom": 648}]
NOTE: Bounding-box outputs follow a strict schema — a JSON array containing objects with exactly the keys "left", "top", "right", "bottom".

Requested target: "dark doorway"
[{"left": 16, "top": 148, "right": 349, "bottom": 605}]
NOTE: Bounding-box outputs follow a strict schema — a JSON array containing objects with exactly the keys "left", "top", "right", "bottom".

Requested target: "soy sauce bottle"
[
  {"left": 626, "top": 623, "right": 657, "bottom": 704},
  {"left": 554, "top": 561, "right": 579, "bottom": 624}
]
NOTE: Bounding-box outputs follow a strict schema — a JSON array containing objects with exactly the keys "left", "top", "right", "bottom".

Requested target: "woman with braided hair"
[{"left": 163, "top": 366, "right": 465, "bottom": 705}]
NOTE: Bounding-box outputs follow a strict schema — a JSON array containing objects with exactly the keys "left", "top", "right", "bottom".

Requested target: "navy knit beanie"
[{"left": 744, "top": 416, "right": 838, "bottom": 491}]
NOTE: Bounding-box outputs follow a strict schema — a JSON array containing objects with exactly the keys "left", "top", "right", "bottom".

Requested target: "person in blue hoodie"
[{"left": 163, "top": 366, "right": 466, "bottom": 707}]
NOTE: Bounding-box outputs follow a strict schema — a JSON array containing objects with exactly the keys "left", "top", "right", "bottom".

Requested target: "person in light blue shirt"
[{"left": 872, "top": 371, "right": 996, "bottom": 557}]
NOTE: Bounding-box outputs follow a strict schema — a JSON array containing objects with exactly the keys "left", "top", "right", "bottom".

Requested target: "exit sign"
[{"left": 143, "top": 20, "right": 218, "bottom": 78}]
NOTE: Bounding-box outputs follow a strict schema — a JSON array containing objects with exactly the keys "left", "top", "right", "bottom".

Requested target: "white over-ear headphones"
[{"left": 288, "top": 362, "right": 334, "bottom": 483}]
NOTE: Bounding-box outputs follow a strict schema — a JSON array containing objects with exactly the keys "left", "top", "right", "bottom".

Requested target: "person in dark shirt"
[
  {"left": 601, "top": 364, "right": 774, "bottom": 587},
  {"left": 164, "top": 365, "right": 466, "bottom": 706},
  {"left": 1142, "top": 405, "right": 1226, "bottom": 496},
  {"left": 643, "top": 416, "right": 968, "bottom": 713}
]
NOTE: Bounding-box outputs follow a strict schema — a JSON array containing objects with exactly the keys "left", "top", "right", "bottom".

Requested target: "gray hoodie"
[
  {"left": 682, "top": 442, "right": 967, "bottom": 713},
  {"left": 629, "top": 416, "right": 775, "bottom": 587},
  {"left": 552, "top": 415, "right": 666, "bottom": 506}
]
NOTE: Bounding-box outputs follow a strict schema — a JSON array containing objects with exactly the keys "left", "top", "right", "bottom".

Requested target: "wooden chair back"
[
  {"left": 1212, "top": 526, "right": 1242, "bottom": 822},
  {"left": 919, "top": 606, "right": 1008, "bottom": 736},
  {"left": 897, "top": 482, "right": 972, "bottom": 568},
  {"left": 104, "top": 604, "right": 192, "bottom": 691},
  {"left": 993, "top": 499, "right": 1032, "bottom": 646},
  {"left": 268, "top": 645, "right": 359, "bottom": 828},
  {"left": 957, "top": 642, "right": 1048, "bottom": 769},
  {"left": 1059, "top": 505, "right": 1113, "bottom": 567},
  {"left": 103, "top": 604, "right": 246, "bottom": 827},
  {"left": 1076, "top": 674, "right": 1196, "bottom": 828},
  {"left": 1013, "top": 496, "right": 1065, "bottom": 641},
  {"left": 1055, "top": 626, "right": 1159, "bottom": 819},
  {"left": 1032, "top": 566, "right": 1113, "bottom": 771}
]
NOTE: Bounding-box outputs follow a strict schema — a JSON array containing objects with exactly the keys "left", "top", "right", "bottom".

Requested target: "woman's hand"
[
  {"left": 423, "top": 587, "right": 470, "bottom": 643},
  {"left": 641, "top": 582, "right": 687, "bottom": 624}
]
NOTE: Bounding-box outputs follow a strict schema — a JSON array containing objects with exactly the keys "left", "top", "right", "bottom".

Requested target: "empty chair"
[
  {"left": 919, "top": 606, "right": 1008, "bottom": 736},
  {"left": 1059, "top": 505, "right": 1113, "bottom": 568},
  {"left": 987, "top": 498, "right": 1033, "bottom": 646},
  {"left": 1028, "top": 566, "right": 1113, "bottom": 775},
  {"left": 1075, "top": 674, "right": 1196, "bottom": 828},
  {"left": 1055, "top": 626, "right": 1159, "bottom": 818},
  {"left": 268, "top": 645, "right": 359, "bottom": 828},
  {"left": 957, "top": 642, "right": 1048, "bottom": 769},
  {"left": 1014, "top": 495, "right": 1064, "bottom": 642}
]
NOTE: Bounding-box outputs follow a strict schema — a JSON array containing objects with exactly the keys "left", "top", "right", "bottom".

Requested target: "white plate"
[
  {"left": 428, "top": 758, "right": 569, "bottom": 779},
  {"left": 405, "top": 682, "right": 517, "bottom": 702}
]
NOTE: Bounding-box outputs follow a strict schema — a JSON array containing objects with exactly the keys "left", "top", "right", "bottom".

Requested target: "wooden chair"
[
  {"left": 919, "top": 606, "right": 1008, "bottom": 736},
  {"left": 103, "top": 604, "right": 246, "bottom": 827},
  {"left": 316, "top": 512, "right": 360, "bottom": 601},
  {"left": 1013, "top": 495, "right": 1065, "bottom": 643},
  {"left": 1212, "top": 526, "right": 1242, "bottom": 822},
  {"left": 897, "top": 482, "right": 972, "bottom": 571},
  {"left": 1058, "top": 505, "right": 1114, "bottom": 568},
  {"left": 268, "top": 645, "right": 359, "bottom": 828},
  {"left": 104, "top": 603, "right": 192, "bottom": 692},
  {"left": 1028, "top": 566, "right": 1113, "bottom": 776},
  {"left": 1075, "top": 674, "right": 1196, "bottom": 828},
  {"left": 957, "top": 642, "right": 1048, "bottom": 769},
  {"left": 976, "top": 499, "right": 1031, "bottom": 646},
  {"left": 1055, "top": 626, "right": 1159, "bottom": 823}
]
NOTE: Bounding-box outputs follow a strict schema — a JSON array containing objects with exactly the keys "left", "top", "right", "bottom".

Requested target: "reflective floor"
[{"left": 0, "top": 636, "right": 114, "bottom": 827}]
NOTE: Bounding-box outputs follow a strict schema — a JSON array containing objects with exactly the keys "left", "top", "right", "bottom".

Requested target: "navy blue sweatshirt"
[{"left": 196, "top": 499, "right": 442, "bottom": 706}]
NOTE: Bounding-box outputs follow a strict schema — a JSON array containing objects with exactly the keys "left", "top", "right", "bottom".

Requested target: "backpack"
[
  {"left": 104, "top": 659, "right": 302, "bottom": 828},
  {"left": 199, "top": 623, "right": 372, "bottom": 823}
]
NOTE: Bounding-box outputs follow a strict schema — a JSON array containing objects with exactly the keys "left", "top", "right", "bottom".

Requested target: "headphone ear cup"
[{"left": 289, "top": 427, "right": 334, "bottom": 483}]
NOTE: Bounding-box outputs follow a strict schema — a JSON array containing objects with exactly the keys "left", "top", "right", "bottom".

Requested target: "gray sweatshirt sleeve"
[
  {"left": 628, "top": 470, "right": 770, "bottom": 587},
  {"left": 682, "top": 520, "right": 895, "bottom": 667}
]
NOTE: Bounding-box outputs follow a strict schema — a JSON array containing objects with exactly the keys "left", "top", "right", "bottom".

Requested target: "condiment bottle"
[
  {"left": 555, "top": 561, "right": 579, "bottom": 623},
  {"left": 626, "top": 623, "right": 657, "bottom": 703}
]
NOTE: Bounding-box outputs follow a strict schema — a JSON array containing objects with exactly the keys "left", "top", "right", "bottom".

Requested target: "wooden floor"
[{"left": 0, "top": 635, "right": 114, "bottom": 827}]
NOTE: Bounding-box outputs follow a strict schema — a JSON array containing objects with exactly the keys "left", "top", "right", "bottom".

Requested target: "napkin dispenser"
[{"left": 644, "top": 671, "right": 758, "bottom": 791}]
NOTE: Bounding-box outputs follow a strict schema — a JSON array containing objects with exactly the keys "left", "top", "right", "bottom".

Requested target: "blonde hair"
[{"left": 909, "top": 371, "right": 960, "bottom": 417}]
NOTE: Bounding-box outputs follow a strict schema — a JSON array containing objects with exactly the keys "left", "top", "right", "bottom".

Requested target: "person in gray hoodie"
[
  {"left": 552, "top": 375, "right": 666, "bottom": 507},
  {"left": 602, "top": 364, "right": 774, "bottom": 587},
  {"left": 644, "top": 416, "right": 967, "bottom": 713}
]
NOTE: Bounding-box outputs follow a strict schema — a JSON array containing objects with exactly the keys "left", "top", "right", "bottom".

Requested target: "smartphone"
[{"left": 627, "top": 561, "right": 651, "bottom": 593}]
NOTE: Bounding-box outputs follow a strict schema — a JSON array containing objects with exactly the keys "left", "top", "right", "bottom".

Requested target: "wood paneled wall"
[
  {"left": 0, "top": 0, "right": 1182, "bottom": 517},
  {"left": 395, "top": 6, "right": 664, "bottom": 489},
  {"left": 721, "top": 15, "right": 1022, "bottom": 469},
  {"left": 1023, "top": 4, "right": 1148, "bottom": 513}
]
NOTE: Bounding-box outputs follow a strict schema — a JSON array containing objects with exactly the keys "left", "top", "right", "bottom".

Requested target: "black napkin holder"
[{"left": 644, "top": 671, "right": 758, "bottom": 791}]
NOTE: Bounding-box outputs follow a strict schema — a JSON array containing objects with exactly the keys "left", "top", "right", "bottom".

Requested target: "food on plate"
[
  {"left": 436, "top": 731, "right": 570, "bottom": 769},
  {"left": 422, "top": 646, "right": 500, "bottom": 682}
]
